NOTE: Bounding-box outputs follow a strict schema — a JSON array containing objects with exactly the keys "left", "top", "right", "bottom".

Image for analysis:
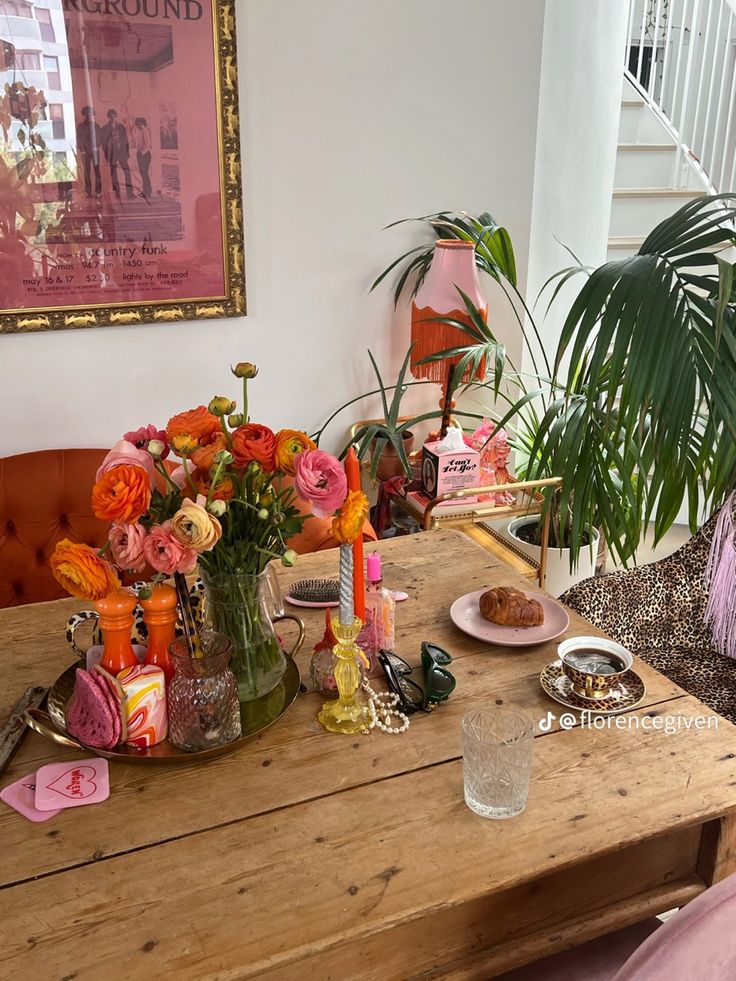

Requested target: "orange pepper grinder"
[
  {"left": 140, "top": 583, "right": 178, "bottom": 684},
  {"left": 95, "top": 588, "right": 139, "bottom": 675}
]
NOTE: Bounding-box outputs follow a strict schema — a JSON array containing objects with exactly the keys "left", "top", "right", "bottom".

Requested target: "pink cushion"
[
  {"left": 498, "top": 920, "right": 660, "bottom": 981},
  {"left": 613, "top": 874, "right": 736, "bottom": 980}
]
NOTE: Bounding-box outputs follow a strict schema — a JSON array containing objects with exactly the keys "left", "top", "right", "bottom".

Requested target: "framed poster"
[{"left": 0, "top": 0, "right": 244, "bottom": 333}]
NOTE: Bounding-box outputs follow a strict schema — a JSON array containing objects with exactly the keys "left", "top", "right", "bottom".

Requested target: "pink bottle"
[
  {"left": 361, "top": 551, "right": 396, "bottom": 671},
  {"left": 410, "top": 239, "right": 488, "bottom": 385}
]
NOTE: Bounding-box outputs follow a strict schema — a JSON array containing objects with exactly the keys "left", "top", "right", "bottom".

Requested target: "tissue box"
[
  {"left": 117, "top": 664, "right": 168, "bottom": 748},
  {"left": 422, "top": 438, "right": 480, "bottom": 498}
]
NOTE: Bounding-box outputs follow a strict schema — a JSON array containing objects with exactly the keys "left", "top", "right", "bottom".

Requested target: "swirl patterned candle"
[{"left": 117, "top": 663, "right": 168, "bottom": 747}]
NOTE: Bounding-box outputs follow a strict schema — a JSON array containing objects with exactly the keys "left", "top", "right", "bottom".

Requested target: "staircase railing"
[{"left": 625, "top": 0, "right": 736, "bottom": 192}]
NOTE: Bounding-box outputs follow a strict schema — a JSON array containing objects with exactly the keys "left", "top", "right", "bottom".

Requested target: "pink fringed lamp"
[{"left": 410, "top": 240, "right": 488, "bottom": 390}]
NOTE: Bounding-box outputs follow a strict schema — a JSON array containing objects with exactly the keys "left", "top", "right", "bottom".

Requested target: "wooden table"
[{"left": 1, "top": 530, "right": 736, "bottom": 980}]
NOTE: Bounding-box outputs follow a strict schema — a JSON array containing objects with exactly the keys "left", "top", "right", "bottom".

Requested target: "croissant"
[{"left": 479, "top": 586, "right": 544, "bottom": 627}]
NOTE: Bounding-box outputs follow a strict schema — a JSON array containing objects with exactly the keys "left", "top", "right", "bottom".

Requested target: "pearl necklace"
[{"left": 361, "top": 679, "right": 410, "bottom": 734}]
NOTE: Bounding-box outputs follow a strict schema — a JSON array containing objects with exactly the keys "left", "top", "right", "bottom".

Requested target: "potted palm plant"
[{"left": 371, "top": 197, "right": 736, "bottom": 592}]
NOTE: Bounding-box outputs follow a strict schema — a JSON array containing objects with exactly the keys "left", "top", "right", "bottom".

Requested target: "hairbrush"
[{"left": 285, "top": 579, "right": 340, "bottom": 608}]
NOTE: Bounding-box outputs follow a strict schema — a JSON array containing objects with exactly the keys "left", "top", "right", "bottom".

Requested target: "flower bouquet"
[{"left": 51, "top": 362, "right": 368, "bottom": 706}]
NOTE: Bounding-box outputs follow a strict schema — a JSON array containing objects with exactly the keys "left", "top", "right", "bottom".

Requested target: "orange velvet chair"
[
  {"left": 0, "top": 449, "right": 377, "bottom": 609},
  {"left": 0, "top": 448, "right": 110, "bottom": 608}
]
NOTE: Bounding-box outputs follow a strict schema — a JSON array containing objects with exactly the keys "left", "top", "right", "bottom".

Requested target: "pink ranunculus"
[
  {"left": 124, "top": 424, "right": 170, "bottom": 460},
  {"left": 142, "top": 521, "right": 198, "bottom": 575},
  {"left": 293, "top": 450, "right": 348, "bottom": 518},
  {"left": 108, "top": 521, "right": 147, "bottom": 573},
  {"left": 96, "top": 439, "right": 155, "bottom": 484}
]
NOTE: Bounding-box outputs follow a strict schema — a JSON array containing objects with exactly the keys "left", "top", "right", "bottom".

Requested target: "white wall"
[
  {"left": 1, "top": 0, "right": 544, "bottom": 457},
  {"left": 523, "top": 0, "right": 628, "bottom": 375}
]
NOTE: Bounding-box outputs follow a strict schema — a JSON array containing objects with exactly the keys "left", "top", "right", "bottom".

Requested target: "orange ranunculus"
[
  {"left": 92, "top": 464, "right": 152, "bottom": 523},
  {"left": 166, "top": 406, "right": 220, "bottom": 453},
  {"left": 274, "top": 429, "right": 316, "bottom": 475},
  {"left": 191, "top": 431, "right": 228, "bottom": 472},
  {"left": 191, "top": 468, "right": 235, "bottom": 501},
  {"left": 50, "top": 539, "right": 120, "bottom": 600},
  {"left": 231, "top": 423, "right": 276, "bottom": 471},
  {"left": 332, "top": 490, "right": 369, "bottom": 544}
]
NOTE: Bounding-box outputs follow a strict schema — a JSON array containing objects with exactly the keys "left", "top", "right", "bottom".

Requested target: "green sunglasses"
[{"left": 420, "top": 642, "right": 456, "bottom": 705}]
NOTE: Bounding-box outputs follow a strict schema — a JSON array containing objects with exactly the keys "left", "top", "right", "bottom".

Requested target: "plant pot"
[
  {"left": 507, "top": 516, "right": 600, "bottom": 598},
  {"left": 371, "top": 431, "right": 415, "bottom": 482}
]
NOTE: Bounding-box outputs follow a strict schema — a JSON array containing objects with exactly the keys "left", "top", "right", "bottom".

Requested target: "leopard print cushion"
[{"left": 560, "top": 510, "right": 736, "bottom": 722}]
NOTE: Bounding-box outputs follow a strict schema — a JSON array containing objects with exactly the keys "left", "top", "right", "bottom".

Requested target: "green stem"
[
  {"left": 155, "top": 459, "right": 181, "bottom": 494},
  {"left": 219, "top": 416, "right": 234, "bottom": 451},
  {"left": 181, "top": 456, "right": 199, "bottom": 497},
  {"left": 207, "top": 459, "right": 227, "bottom": 505}
]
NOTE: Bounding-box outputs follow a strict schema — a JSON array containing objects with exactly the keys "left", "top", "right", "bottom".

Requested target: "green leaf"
[{"left": 715, "top": 255, "right": 734, "bottom": 353}]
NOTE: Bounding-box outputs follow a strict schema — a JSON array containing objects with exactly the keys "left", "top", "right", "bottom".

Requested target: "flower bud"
[
  {"left": 259, "top": 491, "right": 274, "bottom": 508},
  {"left": 281, "top": 549, "right": 298, "bottom": 568},
  {"left": 273, "top": 511, "right": 285, "bottom": 525},
  {"left": 228, "top": 413, "right": 244, "bottom": 428},
  {"left": 213, "top": 449, "right": 234, "bottom": 466},
  {"left": 147, "top": 439, "right": 166, "bottom": 459},
  {"left": 207, "top": 499, "right": 227, "bottom": 517},
  {"left": 231, "top": 362, "right": 258, "bottom": 379},
  {"left": 257, "top": 508, "right": 269, "bottom": 520},
  {"left": 208, "top": 396, "right": 236, "bottom": 417},
  {"left": 247, "top": 461, "right": 262, "bottom": 476}
]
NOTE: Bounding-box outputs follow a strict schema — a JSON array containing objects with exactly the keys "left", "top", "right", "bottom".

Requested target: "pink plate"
[{"left": 449, "top": 589, "right": 570, "bottom": 647}]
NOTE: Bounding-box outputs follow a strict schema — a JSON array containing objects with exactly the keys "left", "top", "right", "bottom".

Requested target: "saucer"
[{"left": 539, "top": 660, "right": 646, "bottom": 715}]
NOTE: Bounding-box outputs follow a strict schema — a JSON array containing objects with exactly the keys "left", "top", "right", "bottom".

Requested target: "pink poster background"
[{"left": 2, "top": 0, "right": 226, "bottom": 311}]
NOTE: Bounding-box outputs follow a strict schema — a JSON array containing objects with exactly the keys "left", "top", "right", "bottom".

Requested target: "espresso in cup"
[{"left": 558, "top": 637, "right": 633, "bottom": 700}]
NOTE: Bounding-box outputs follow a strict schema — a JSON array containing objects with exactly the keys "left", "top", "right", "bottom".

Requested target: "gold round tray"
[{"left": 24, "top": 659, "right": 301, "bottom": 763}]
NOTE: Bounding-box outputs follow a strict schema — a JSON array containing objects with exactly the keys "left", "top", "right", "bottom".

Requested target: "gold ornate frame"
[{"left": 0, "top": 0, "right": 245, "bottom": 335}]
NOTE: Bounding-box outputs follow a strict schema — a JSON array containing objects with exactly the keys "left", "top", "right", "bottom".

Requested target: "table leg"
[{"left": 697, "top": 813, "right": 736, "bottom": 885}]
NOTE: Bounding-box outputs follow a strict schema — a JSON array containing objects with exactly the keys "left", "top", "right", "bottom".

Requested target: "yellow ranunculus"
[
  {"left": 274, "top": 429, "right": 316, "bottom": 474},
  {"left": 170, "top": 433, "right": 199, "bottom": 456},
  {"left": 171, "top": 496, "right": 222, "bottom": 552},
  {"left": 331, "top": 490, "right": 369, "bottom": 545}
]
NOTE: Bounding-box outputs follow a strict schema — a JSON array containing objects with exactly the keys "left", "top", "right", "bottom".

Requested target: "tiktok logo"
[{"left": 538, "top": 710, "right": 556, "bottom": 732}]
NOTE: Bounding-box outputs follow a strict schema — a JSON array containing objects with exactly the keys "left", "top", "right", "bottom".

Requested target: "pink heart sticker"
[
  {"left": 34, "top": 758, "right": 110, "bottom": 811},
  {"left": 47, "top": 765, "right": 98, "bottom": 800}
]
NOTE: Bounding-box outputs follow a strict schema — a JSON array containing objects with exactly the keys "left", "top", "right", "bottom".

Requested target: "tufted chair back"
[{"left": 0, "top": 448, "right": 108, "bottom": 608}]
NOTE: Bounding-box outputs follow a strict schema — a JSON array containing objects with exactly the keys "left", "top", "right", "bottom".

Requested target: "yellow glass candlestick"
[{"left": 318, "top": 616, "right": 372, "bottom": 734}]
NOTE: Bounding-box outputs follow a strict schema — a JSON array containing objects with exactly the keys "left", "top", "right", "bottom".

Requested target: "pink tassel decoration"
[{"left": 705, "top": 492, "right": 736, "bottom": 659}]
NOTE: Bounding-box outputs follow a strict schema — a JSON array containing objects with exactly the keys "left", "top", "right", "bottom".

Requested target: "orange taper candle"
[{"left": 345, "top": 447, "right": 365, "bottom": 620}]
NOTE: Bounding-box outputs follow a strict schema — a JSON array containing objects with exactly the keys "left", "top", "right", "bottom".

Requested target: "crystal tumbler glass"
[
  {"left": 462, "top": 708, "right": 533, "bottom": 819},
  {"left": 168, "top": 631, "right": 241, "bottom": 752}
]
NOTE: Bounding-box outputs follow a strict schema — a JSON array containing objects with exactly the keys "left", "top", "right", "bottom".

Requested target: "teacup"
[{"left": 558, "top": 637, "right": 633, "bottom": 700}]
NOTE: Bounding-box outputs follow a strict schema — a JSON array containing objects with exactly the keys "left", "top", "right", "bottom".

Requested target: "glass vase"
[
  {"left": 199, "top": 566, "right": 293, "bottom": 703},
  {"left": 168, "top": 631, "right": 241, "bottom": 751}
]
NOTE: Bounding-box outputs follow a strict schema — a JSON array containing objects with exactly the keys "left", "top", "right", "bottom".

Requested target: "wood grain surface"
[{"left": 1, "top": 529, "right": 735, "bottom": 980}]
